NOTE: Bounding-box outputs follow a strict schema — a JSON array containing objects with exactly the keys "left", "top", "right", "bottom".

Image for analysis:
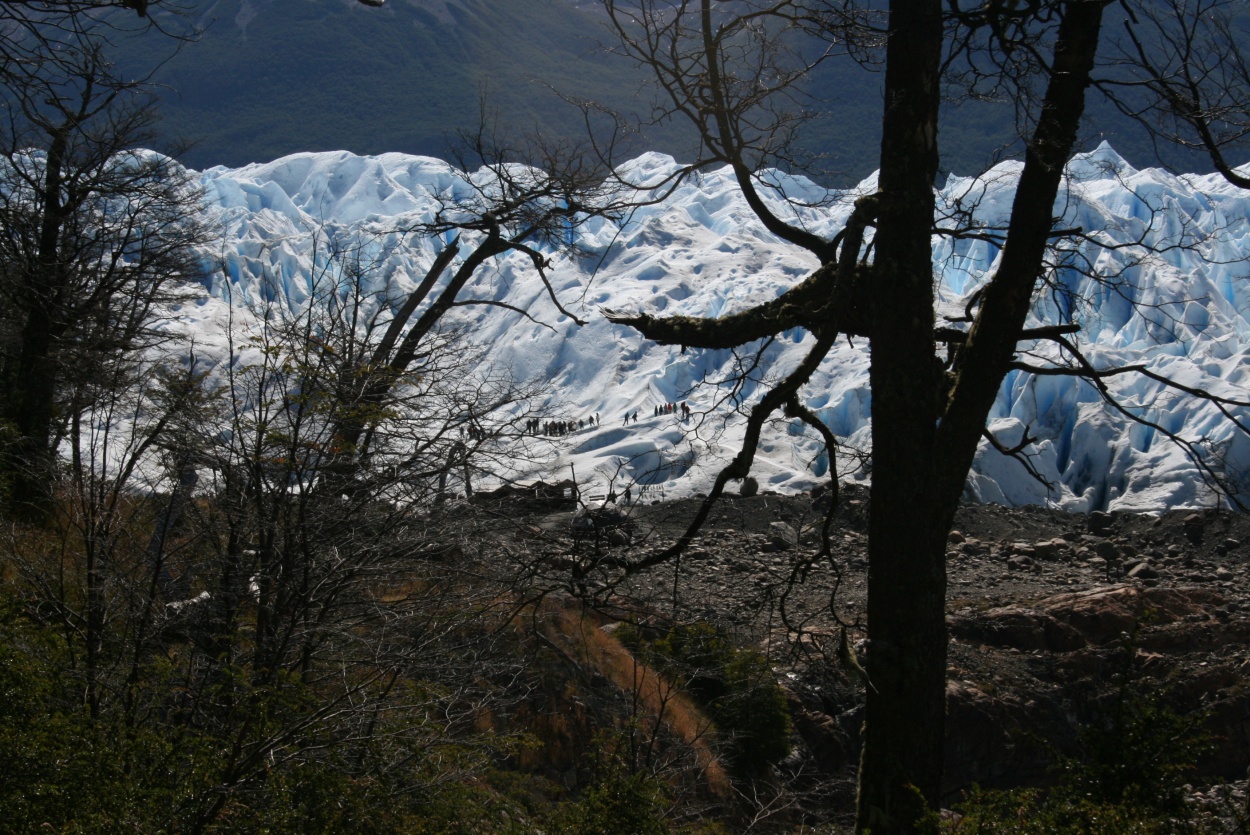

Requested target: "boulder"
[
  {"left": 949, "top": 586, "right": 1230, "bottom": 653},
  {"left": 1032, "top": 538, "right": 1069, "bottom": 561},
  {"left": 1088, "top": 511, "right": 1114, "bottom": 535},
  {"left": 949, "top": 606, "right": 1086, "bottom": 652},
  {"left": 768, "top": 521, "right": 798, "bottom": 550},
  {"left": 1094, "top": 539, "right": 1121, "bottom": 560},
  {"left": 1006, "top": 555, "right": 1034, "bottom": 571},
  {"left": 943, "top": 680, "right": 1060, "bottom": 792},
  {"left": 1038, "top": 586, "right": 1225, "bottom": 646},
  {"left": 962, "top": 539, "right": 990, "bottom": 556}
]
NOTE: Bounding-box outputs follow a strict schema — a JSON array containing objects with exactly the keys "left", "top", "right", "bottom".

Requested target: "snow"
[{"left": 180, "top": 142, "right": 1250, "bottom": 512}]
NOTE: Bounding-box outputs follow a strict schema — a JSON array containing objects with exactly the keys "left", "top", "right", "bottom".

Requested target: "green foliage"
[
  {"left": 403, "top": 783, "right": 538, "bottom": 835},
  {"left": 0, "top": 588, "right": 527, "bottom": 834},
  {"left": 948, "top": 665, "right": 1209, "bottom": 835},
  {"left": 550, "top": 739, "right": 673, "bottom": 835},
  {"left": 0, "top": 598, "right": 202, "bottom": 833},
  {"left": 950, "top": 787, "right": 1176, "bottom": 835},
  {"left": 1061, "top": 687, "right": 1207, "bottom": 817},
  {"left": 621, "top": 621, "right": 792, "bottom": 777}
]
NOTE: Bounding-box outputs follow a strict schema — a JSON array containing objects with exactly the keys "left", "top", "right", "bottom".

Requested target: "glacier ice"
[{"left": 183, "top": 143, "right": 1250, "bottom": 512}]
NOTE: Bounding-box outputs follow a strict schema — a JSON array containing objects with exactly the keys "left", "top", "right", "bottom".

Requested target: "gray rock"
[
  {"left": 769, "top": 521, "right": 798, "bottom": 550},
  {"left": 962, "top": 539, "right": 990, "bottom": 556},
  {"left": 1088, "top": 511, "right": 1114, "bottom": 535},
  {"left": 1033, "top": 538, "right": 1068, "bottom": 561},
  {"left": 1095, "top": 540, "right": 1120, "bottom": 560}
]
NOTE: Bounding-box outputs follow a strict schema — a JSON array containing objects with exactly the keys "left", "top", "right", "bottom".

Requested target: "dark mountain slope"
[
  {"left": 119, "top": 0, "right": 1222, "bottom": 180},
  {"left": 126, "top": 0, "right": 658, "bottom": 169}
]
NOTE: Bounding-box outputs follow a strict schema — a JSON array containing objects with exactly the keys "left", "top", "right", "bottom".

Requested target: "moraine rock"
[
  {"left": 1088, "top": 511, "right": 1114, "bottom": 535},
  {"left": 1094, "top": 539, "right": 1120, "bottom": 560},
  {"left": 1032, "top": 538, "right": 1069, "bottom": 561},
  {"left": 962, "top": 539, "right": 990, "bottom": 556},
  {"left": 769, "top": 521, "right": 799, "bottom": 550},
  {"left": 949, "top": 606, "right": 1086, "bottom": 652},
  {"left": 950, "top": 585, "right": 1229, "bottom": 652}
]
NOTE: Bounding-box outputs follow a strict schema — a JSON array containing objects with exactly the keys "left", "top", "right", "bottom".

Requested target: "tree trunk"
[
  {"left": 856, "top": 1, "right": 947, "bottom": 831},
  {"left": 932, "top": 3, "right": 1107, "bottom": 516},
  {"left": 856, "top": 4, "right": 1106, "bottom": 831},
  {"left": 6, "top": 130, "right": 69, "bottom": 524}
]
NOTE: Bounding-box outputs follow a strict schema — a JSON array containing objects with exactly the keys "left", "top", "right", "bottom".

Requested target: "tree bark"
[
  {"left": 6, "top": 129, "right": 70, "bottom": 523},
  {"left": 933, "top": 2, "right": 1107, "bottom": 518},
  {"left": 856, "top": 1, "right": 947, "bottom": 831},
  {"left": 856, "top": 5, "right": 1106, "bottom": 831}
]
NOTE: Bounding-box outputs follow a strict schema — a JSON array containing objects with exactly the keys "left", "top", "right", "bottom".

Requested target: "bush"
[
  {"left": 1060, "top": 684, "right": 1206, "bottom": 817},
  {"left": 0, "top": 597, "right": 205, "bottom": 833},
  {"left": 622, "top": 622, "right": 791, "bottom": 777},
  {"left": 950, "top": 787, "right": 1175, "bottom": 835},
  {"left": 551, "top": 748, "right": 672, "bottom": 835},
  {"left": 949, "top": 663, "right": 1208, "bottom": 834}
]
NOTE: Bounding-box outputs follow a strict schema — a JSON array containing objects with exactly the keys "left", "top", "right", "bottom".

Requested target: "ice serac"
[{"left": 189, "top": 143, "right": 1250, "bottom": 512}]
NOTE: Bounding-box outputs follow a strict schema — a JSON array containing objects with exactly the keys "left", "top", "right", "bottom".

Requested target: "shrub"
[
  {"left": 948, "top": 658, "right": 1208, "bottom": 834},
  {"left": 950, "top": 787, "right": 1174, "bottom": 835},
  {"left": 552, "top": 751, "right": 672, "bottom": 835},
  {"left": 623, "top": 622, "right": 791, "bottom": 777}
]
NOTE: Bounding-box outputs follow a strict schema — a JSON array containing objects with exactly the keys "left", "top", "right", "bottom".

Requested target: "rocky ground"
[
  {"left": 545, "top": 485, "right": 1250, "bottom": 825},
  {"left": 495, "top": 484, "right": 1250, "bottom": 827}
]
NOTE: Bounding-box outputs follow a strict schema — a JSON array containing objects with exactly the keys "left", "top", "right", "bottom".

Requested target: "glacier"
[{"left": 183, "top": 143, "right": 1250, "bottom": 513}]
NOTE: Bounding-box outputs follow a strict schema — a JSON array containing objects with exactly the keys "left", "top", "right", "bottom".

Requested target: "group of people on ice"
[
  {"left": 654, "top": 402, "right": 690, "bottom": 418},
  {"left": 497, "top": 402, "right": 695, "bottom": 438},
  {"left": 525, "top": 415, "right": 599, "bottom": 437},
  {"left": 623, "top": 401, "right": 692, "bottom": 424}
]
